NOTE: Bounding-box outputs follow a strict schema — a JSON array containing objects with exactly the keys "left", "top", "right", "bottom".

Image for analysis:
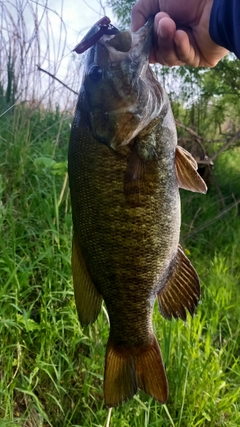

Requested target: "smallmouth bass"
[{"left": 68, "top": 18, "right": 207, "bottom": 408}]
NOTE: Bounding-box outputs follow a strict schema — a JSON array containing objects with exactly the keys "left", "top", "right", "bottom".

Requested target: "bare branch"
[
  {"left": 184, "top": 198, "right": 240, "bottom": 240},
  {"left": 209, "top": 129, "right": 240, "bottom": 161},
  {"left": 176, "top": 118, "right": 240, "bottom": 164},
  {"left": 175, "top": 119, "right": 203, "bottom": 142},
  {"left": 36, "top": 65, "right": 78, "bottom": 95},
  {"left": 176, "top": 119, "right": 206, "bottom": 158}
]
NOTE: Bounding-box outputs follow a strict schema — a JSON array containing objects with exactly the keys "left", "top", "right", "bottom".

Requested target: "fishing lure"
[{"left": 73, "top": 16, "right": 119, "bottom": 54}]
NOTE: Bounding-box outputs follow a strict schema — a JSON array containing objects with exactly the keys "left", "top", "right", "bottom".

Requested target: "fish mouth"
[
  {"left": 101, "top": 17, "right": 154, "bottom": 61},
  {"left": 86, "top": 18, "right": 157, "bottom": 150},
  {"left": 131, "top": 17, "right": 154, "bottom": 59}
]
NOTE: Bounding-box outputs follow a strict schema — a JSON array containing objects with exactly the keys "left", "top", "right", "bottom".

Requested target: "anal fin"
[
  {"left": 175, "top": 145, "right": 207, "bottom": 194},
  {"left": 72, "top": 235, "right": 102, "bottom": 326},
  {"left": 158, "top": 246, "right": 200, "bottom": 321}
]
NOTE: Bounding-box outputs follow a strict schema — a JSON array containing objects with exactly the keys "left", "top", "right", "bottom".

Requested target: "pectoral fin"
[
  {"left": 175, "top": 146, "right": 207, "bottom": 194},
  {"left": 158, "top": 246, "right": 200, "bottom": 321},
  {"left": 72, "top": 235, "right": 102, "bottom": 326},
  {"left": 124, "top": 139, "right": 157, "bottom": 207}
]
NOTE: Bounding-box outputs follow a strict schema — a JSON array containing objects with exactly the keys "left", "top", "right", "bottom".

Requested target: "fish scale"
[
  {"left": 68, "top": 18, "right": 207, "bottom": 407},
  {"left": 70, "top": 120, "right": 179, "bottom": 293}
]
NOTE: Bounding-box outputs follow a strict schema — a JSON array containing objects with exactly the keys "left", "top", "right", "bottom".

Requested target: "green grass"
[{"left": 0, "top": 107, "right": 239, "bottom": 427}]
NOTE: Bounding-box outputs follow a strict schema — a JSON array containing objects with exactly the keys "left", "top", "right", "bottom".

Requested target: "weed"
[{"left": 0, "top": 105, "right": 239, "bottom": 426}]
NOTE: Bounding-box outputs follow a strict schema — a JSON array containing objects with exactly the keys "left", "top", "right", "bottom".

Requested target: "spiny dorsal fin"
[
  {"left": 158, "top": 245, "right": 200, "bottom": 321},
  {"left": 175, "top": 145, "right": 207, "bottom": 194},
  {"left": 72, "top": 235, "right": 102, "bottom": 326}
]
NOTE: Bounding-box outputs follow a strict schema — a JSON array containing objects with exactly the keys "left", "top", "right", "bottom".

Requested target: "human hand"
[{"left": 131, "top": 0, "right": 228, "bottom": 67}]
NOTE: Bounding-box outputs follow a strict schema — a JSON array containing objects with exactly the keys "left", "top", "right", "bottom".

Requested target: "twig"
[
  {"left": 197, "top": 158, "right": 214, "bottom": 165},
  {"left": 82, "top": 0, "right": 100, "bottom": 15},
  {"left": 184, "top": 198, "right": 240, "bottom": 240},
  {"left": 102, "top": 305, "right": 110, "bottom": 324},
  {"left": 36, "top": 65, "right": 78, "bottom": 95},
  {"left": 211, "top": 173, "right": 226, "bottom": 209},
  {"left": 58, "top": 172, "right": 68, "bottom": 208},
  {"left": 196, "top": 129, "right": 240, "bottom": 165},
  {"left": 65, "top": 187, "right": 70, "bottom": 215},
  {"left": 106, "top": 408, "right": 112, "bottom": 427},
  {"left": 7, "top": 342, "right": 21, "bottom": 388},
  {"left": 99, "top": 0, "right": 107, "bottom": 15},
  {"left": 103, "top": 307, "right": 112, "bottom": 427},
  {"left": 188, "top": 207, "right": 202, "bottom": 232},
  {"left": 209, "top": 129, "right": 240, "bottom": 161},
  {"left": 176, "top": 120, "right": 240, "bottom": 164},
  {"left": 176, "top": 119, "right": 206, "bottom": 158},
  {"left": 175, "top": 119, "right": 203, "bottom": 142}
]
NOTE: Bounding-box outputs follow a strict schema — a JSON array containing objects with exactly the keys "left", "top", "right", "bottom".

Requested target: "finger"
[
  {"left": 174, "top": 30, "right": 199, "bottom": 66},
  {"left": 151, "top": 13, "right": 184, "bottom": 66},
  {"left": 131, "top": 0, "right": 160, "bottom": 31},
  {"left": 174, "top": 29, "right": 228, "bottom": 67}
]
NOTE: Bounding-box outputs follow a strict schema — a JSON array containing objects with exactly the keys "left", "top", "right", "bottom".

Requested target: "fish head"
[{"left": 81, "top": 18, "right": 163, "bottom": 150}]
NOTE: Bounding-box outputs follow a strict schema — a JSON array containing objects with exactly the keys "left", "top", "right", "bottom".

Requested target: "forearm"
[{"left": 210, "top": 0, "right": 240, "bottom": 58}]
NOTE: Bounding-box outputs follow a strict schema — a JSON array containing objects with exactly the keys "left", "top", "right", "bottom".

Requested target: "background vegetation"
[{"left": 0, "top": 1, "right": 239, "bottom": 426}]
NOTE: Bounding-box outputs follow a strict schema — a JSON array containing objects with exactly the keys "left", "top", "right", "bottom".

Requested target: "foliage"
[
  {"left": 107, "top": 0, "right": 134, "bottom": 28},
  {"left": 202, "top": 55, "right": 240, "bottom": 98}
]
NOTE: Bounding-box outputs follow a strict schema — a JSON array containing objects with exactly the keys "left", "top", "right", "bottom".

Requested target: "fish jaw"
[{"left": 81, "top": 18, "right": 164, "bottom": 150}]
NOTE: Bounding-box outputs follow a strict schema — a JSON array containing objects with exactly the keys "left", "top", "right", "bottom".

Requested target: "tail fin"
[{"left": 104, "top": 335, "right": 168, "bottom": 407}]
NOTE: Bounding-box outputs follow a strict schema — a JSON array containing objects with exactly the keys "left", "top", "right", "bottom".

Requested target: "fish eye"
[{"left": 88, "top": 65, "right": 103, "bottom": 82}]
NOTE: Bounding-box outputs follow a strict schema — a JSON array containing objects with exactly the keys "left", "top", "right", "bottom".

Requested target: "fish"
[{"left": 68, "top": 18, "right": 207, "bottom": 408}]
